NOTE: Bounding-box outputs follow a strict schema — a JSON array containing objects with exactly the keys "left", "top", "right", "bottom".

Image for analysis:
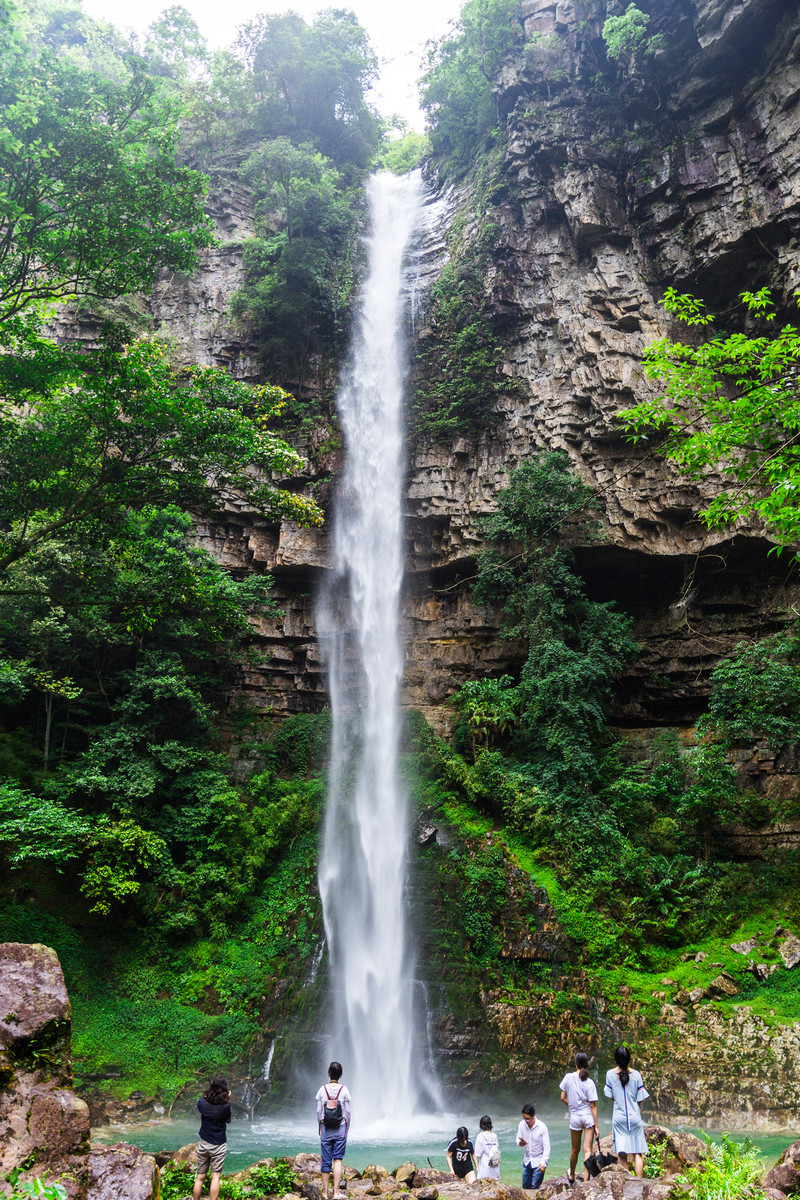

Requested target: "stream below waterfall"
[{"left": 93, "top": 1103, "right": 795, "bottom": 1178}]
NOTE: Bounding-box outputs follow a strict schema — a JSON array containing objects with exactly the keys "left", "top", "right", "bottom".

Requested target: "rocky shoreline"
[{"left": 157, "top": 1133, "right": 800, "bottom": 1200}]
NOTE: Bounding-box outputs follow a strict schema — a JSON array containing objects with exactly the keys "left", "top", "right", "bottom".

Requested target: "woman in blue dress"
[{"left": 603, "top": 1045, "right": 649, "bottom": 1177}]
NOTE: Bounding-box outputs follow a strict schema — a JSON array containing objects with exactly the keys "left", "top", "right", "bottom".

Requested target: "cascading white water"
[{"left": 317, "top": 171, "right": 426, "bottom": 1120}]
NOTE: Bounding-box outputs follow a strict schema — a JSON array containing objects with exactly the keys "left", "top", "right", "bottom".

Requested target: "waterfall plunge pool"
[{"left": 92, "top": 1102, "right": 796, "bottom": 1179}]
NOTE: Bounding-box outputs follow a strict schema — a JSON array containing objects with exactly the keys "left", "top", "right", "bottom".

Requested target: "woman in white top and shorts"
[
  {"left": 474, "top": 1115, "right": 501, "bottom": 1180},
  {"left": 559, "top": 1051, "right": 599, "bottom": 1183}
]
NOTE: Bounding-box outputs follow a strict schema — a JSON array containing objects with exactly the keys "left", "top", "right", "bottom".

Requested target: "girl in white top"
[
  {"left": 474, "top": 1114, "right": 500, "bottom": 1180},
  {"left": 559, "top": 1051, "right": 599, "bottom": 1184}
]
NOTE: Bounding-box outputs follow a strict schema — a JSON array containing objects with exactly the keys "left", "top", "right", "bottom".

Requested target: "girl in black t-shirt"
[{"left": 447, "top": 1127, "right": 477, "bottom": 1183}]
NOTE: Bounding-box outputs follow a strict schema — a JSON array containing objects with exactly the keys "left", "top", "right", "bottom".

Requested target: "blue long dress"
[{"left": 603, "top": 1068, "right": 649, "bottom": 1155}]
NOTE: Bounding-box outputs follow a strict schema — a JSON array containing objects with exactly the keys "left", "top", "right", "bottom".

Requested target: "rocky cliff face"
[{"left": 137, "top": 0, "right": 800, "bottom": 744}]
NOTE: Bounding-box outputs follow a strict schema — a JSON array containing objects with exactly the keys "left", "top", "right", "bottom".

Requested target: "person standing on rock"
[
  {"left": 316, "top": 1060, "right": 351, "bottom": 1199},
  {"left": 446, "top": 1126, "right": 477, "bottom": 1183},
  {"left": 603, "top": 1045, "right": 649, "bottom": 1178},
  {"left": 192, "top": 1075, "right": 232, "bottom": 1200},
  {"left": 516, "top": 1104, "right": 550, "bottom": 1190},
  {"left": 475, "top": 1114, "right": 501, "bottom": 1180},
  {"left": 559, "top": 1051, "right": 599, "bottom": 1183}
]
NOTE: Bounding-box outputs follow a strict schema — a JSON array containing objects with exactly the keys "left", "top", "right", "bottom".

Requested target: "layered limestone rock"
[
  {"left": 137, "top": 0, "right": 800, "bottom": 741},
  {"left": 0, "top": 943, "right": 159, "bottom": 1199},
  {"left": 0, "top": 942, "right": 91, "bottom": 1198}
]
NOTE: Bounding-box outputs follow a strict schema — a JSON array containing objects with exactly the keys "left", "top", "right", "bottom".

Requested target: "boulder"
[
  {"left": 88, "top": 1143, "right": 160, "bottom": 1200},
  {"left": 642, "top": 1126, "right": 705, "bottom": 1175},
  {"left": 703, "top": 972, "right": 738, "bottom": 999},
  {"left": 295, "top": 1153, "right": 325, "bottom": 1170},
  {"left": 392, "top": 1162, "right": 418, "bottom": 1185},
  {"left": 363, "top": 1166, "right": 391, "bottom": 1183},
  {"left": 571, "top": 1164, "right": 673, "bottom": 1199},
  {"left": 731, "top": 938, "right": 759, "bottom": 955},
  {"left": 0, "top": 942, "right": 90, "bottom": 1199},
  {"left": 172, "top": 1142, "right": 198, "bottom": 1165},
  {"left": 764, "top": 1138, "right": 800, "bottom": 1196},
  {"left": 778, "top": 935, "right": 800, "bottom": 970},
  {"left": 412, "top": 1170, "right": 453, "bottom": 1188},
  {"left": 414, "top": 1189, "right": 439, "bottom": 1200},
  {"left": 537, "top": 1174, "right": 575, "bottom": 1198}
]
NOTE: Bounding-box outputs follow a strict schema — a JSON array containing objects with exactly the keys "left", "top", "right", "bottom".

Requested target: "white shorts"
[{"left": 569, "top": 1117, "right": 595, "bottom": 1131}]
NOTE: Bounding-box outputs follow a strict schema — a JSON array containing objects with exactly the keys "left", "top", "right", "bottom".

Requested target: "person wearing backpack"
[
  {"left": 474, "top": 1115, "right": 501, "bottom": 1180},
  {"left": 316, "top": 1061, "right": 351, "bottom": 1198}
]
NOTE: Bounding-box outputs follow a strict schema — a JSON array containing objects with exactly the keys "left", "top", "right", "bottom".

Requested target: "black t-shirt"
[
  {"left": 447, "top": 1139, "right": 475, "bottom": 1177},
  {"left": 197, "top": 1097, "right": 232, "bottom": 1145}
]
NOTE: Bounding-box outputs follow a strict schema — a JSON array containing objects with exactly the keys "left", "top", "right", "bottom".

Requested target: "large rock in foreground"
[
  {"left": 0, "top": 941, "right": 160, "bottom": 1200},
  {"left": 764, "top": 1136, "right": 800, "bottom": 1196},
  {"left": 89, "top": 1143, "right": 162, "bottom": 1200},
  {"left": 0, "top": 942, "right": 90, "bottom": 1198}
]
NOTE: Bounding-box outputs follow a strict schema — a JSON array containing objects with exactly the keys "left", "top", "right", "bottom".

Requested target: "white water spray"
[{"left": 317, "top": 172, "right": 430, "bottom": 1119}]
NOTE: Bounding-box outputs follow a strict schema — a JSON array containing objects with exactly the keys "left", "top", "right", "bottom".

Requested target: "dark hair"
[
  {"left": 575, "top": 1051, "right": 590, "bottom": 1081},
  {"left": 521, "top": 1104, "right": 535, "bottom": 1117},
  {"left": 615, "top": 1044, "right": 631, "bottom": 1088},
  {"left": 328, "top": 1061, "right": 343, "bottom": 1081},
  {"left": 456, "top": 1126, "right": 469, "bottom": 1144},
  {"left": 479, "top": 1115, "right": 492, "bottom": 1131},
  {"left": 204, "top": 1075, "right": 230, "bottom": 1105}
]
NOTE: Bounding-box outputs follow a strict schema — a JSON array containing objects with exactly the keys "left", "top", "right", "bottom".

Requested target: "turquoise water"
[{"left": 93, "top": 1101, "right": 796, "bottom": 1182}]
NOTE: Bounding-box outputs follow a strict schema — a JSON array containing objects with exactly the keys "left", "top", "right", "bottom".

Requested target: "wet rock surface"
[
  {"left": 764, "top": 1137, "right": 800, "bottom": 1196},
  {"left": 0, "top": 942, "right": 90, "bottom": 1198},
  {"left": 0, "top": 942, "right": 159, "bottom": 1199},
  {"left": 88, "top": 1143, "right": 161, "bottom": 1200}
]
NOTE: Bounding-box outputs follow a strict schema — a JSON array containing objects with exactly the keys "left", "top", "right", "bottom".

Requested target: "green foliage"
[
  {"left": 0, "top": 0, "right": 212, "bottom": 321},
  {"left": 160, "top": 1163, "right": 196, "bottom": 1200},
  {"left": 234, "top": 9, "right": 381, "bottom": 178},
  {"left": 4, "top": 1179, "right": 68, "bottom": 1200},
  {"left": 672, "top": 1134, "right": 765, "bottom": 1200},
  {"left": 703, "top": 632, "right": 800, "bottom": 749},
  {"left": 377, "top": 132, "right": 429, "bottom": 175},
  {"left": 234, "top": 139, "right": 359, "bottom": 378},
  {"left": 0, "top": 321, "right": 322, "bottom": 576},
  {"left": 602, "top": 4, "right": 658, "bottom": 67},
  {"left": 622, "top": 287, "right": 800, "bottom": 545},
  {"left": 450, "top": 675, "right": 520, "bottom": 750},
  {"left": 161, "top": 1160, "right": 297, "bottom": 1200},
  {"left": 420, "top": 0, "right": 521, "bottom": 176},
  {"left": 412, "top": 208, "right": 511, "bottom": 437},
  {"left": 474, "top": 453, "right": 638, "bottom": 810}
]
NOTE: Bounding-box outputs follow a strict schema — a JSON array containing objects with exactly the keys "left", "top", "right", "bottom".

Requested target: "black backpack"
[{"left": 322, "top": 1085, "right": 343, "bottom": 1129}]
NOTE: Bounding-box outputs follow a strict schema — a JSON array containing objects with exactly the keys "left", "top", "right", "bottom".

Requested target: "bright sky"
[{"left": 80, "top": 0, "right": 464, "bottom": 129}]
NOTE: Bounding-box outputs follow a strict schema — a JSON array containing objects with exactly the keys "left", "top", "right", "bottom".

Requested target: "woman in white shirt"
[
  {"left": 559, "top": 1051, "right": 599, "bottom": 1184},
  {"left": 474, "top": 1114, "right": 501, "bottom": 1180}
]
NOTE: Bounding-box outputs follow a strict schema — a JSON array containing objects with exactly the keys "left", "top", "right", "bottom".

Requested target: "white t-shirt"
[
  {"left": 474, "top": 1130, "right": 500, "bottom": 1179},
  {"left": 559, "top": 1072, "right": 598, "bottom": 1129}
]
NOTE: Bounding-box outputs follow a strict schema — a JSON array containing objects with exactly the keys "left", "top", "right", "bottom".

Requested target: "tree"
[
  {"left": 622, "top": 287, "right": 800, "bottom": 545},
  {"left": 602, "top": 3, "right": 660, "bottom": 69},
  {"left": 145, "top": 5, "right": 208, "bottom": 77},
  {"left": 234, "top": 139, "right": 358, "bottom": 377},
  {"left": 420, "top": 0, "right": 521, "bottom": 174},
  {"left": 0, "top": 0, "right": 213, "bottom": 320},
  {"left": 234, "top": 9, "right": 381, "bottom": 178},
  {"left": 0, "top": 318, "right": 323, "bottom": 574},
  {"left": 473, "top": 453, "right": 638, "bottom": 806}
]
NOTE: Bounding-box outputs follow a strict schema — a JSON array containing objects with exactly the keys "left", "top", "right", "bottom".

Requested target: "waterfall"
[{"left": 317, "top": 171, "right": 428, "bottom": 1119}]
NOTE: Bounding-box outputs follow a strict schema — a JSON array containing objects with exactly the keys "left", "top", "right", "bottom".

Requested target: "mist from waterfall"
[{"left": 317, "top": 171, "right": 432, "bottom": 1119}]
